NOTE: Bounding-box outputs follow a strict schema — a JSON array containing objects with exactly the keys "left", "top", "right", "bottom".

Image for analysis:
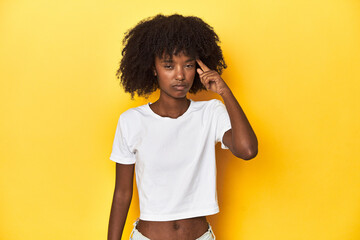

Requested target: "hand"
[{"left": 196, "top": 59, "right": 230, "bottom": 96}]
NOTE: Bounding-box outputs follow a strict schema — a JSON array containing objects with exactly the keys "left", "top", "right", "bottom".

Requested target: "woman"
[{"left": 108, "top": 13, "right": 258, "bottom": 240}]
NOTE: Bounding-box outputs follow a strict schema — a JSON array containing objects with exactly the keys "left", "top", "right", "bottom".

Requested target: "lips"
[{"left": 173, "top": 85, "right": 187, "bottom": 91}]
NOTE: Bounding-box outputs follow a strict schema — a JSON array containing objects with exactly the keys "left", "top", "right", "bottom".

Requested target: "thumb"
[{"left": 197, "top": 68, "right": 203, "bottom": 75}]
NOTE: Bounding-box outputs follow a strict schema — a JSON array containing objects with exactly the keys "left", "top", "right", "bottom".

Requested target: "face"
[{"left": 153, "top": 51, "right": 196, "bottom": 99}]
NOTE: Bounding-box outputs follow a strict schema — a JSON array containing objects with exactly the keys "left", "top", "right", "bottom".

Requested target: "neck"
[{"left": 151, "top": 92, "right": 190, "bottom": 118}]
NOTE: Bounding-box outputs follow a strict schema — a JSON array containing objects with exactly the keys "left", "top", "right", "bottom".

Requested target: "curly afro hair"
[{"left": 116, "top": 13, "right": 227, "bottom": 99}]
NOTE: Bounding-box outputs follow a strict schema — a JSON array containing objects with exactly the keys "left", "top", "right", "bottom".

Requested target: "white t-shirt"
[{"left": 110, "top": 98, "right": 232, "bottom": 221}]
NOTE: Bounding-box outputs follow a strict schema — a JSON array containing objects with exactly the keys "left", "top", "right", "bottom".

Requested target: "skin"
[
  {"left": 148, "top": 51, "right": 196, "bottom": 119},
  {"left": 134, "top": 52, "right": 210, "bottom": 240},
  {"left": 108, "top": 51, "right": 258, "bottom": 240},
  {"left": 196, "top": 59, "right": 258, "bottom": 159}
]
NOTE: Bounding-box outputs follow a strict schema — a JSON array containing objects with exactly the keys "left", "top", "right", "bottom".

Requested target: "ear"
[{"left": 152, "top": 67, "right": 157, "bottom": 76}]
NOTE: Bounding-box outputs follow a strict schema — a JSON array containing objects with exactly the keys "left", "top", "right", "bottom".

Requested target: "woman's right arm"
[{"left": 108, "top": 163, "right": 135, "bottom": 240}]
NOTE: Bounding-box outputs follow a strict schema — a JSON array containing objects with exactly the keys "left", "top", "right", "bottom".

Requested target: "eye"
[
  {"left": 164, "top": 65, "right": 173, "bottom": 69},
  {"left": 186, "top": 64, "right": 194, "bottom": 68}
]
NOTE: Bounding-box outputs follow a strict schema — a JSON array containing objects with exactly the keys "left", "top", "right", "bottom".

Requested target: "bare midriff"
[{"left": 136, "top": 216, "right": 209, "bottom": 240}]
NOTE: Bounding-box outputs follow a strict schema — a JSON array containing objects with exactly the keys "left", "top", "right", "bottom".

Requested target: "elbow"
[
  {"left": 113, "top": 192, "right": 133, "bottom": 206},
  {"left": 233, "top": 145, "right": 258, "bottom": 160},
  {"left": 241, "top": 138, "right": 258, "bottom": 160},
  {"left": 242, "top": 149, "right": 258, "bottom": 160},
  {"left": 113, "top": 188, "right": 133, "bottom": 202}
]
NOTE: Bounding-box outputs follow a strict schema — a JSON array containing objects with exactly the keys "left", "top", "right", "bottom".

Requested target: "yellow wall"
[{"left": 1, "top": 0, "right": 359, "bottom": 239}]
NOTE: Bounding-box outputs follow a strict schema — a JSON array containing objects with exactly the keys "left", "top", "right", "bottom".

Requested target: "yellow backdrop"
[{"left": 1, "top": 0, "right": 359, "bottom": 239}]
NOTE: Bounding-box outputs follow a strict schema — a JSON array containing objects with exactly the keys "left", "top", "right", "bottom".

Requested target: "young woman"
[{"left": 108, "top": 13, "right": 258, "bottom": 240}]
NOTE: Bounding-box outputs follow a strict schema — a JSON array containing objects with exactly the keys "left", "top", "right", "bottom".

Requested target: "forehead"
[{"left": 156, "top": 51, "right": 195, "bottom": 62}]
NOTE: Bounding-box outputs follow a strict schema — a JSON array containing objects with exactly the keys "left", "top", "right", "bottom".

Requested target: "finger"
[
  {"left": 200, "top": 75, "right": 212, "bottom": 89},
  {"left": 204, "top": 79, "right": 211, "bottom": 90},
  {"left": 199, "top": 71, "right": 214, "bottom": 79},
  {"left": 200, "top": 72, "right": 216, "bottom": 82},
  {"left": 196, "top": 59, "right": 211, "bottom": 72},
  {"left": 197, "top": 68, "right": 203, "bottom": 75},
  {"left": 198, "top": 74, "right": 208, "bottom": 89},
  {"left": 200, "top": 78, "right": 209, "bottom": 89}
]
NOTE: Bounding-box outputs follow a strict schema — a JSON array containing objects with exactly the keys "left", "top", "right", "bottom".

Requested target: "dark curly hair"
[{"left": 116, "top": 13, "right": 227, "bottom": 99}]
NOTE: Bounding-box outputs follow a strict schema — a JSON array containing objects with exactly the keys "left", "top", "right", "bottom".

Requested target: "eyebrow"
[{"left": 161, "top": 58, "right": 195, "bottom": 63}]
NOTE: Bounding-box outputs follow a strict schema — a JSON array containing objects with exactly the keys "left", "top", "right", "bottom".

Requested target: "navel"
[{"left": 173, "top": 221, "right": 180, "bottom": 230}]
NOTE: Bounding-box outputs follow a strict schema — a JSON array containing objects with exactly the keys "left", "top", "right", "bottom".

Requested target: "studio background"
[{"left": 1, "top": 0, "right": 359, "bottom": 239}]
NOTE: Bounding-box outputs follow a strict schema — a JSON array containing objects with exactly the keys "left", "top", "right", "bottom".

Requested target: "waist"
[{"left": 136, "top": 216, "right": 209, "bottom": 239}]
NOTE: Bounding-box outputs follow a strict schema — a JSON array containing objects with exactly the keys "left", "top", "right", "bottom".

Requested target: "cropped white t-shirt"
[{"left": 109, "top": 98, "right": 232, "bottom": 221}]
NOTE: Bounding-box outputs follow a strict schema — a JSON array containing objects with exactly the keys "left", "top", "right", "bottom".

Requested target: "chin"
[
  {"left": 173, "top": 94, "right": 188, "bottom": 99},
  {"left": 160, "top": 88, "right": 189, "bottom": 99}
]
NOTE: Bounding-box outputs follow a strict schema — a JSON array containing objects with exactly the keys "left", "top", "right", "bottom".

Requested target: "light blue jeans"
[{"left": 129, "top": 218, "right": 216, "bottom": 240}]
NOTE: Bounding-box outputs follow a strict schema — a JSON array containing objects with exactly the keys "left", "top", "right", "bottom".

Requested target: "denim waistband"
[{"left": 129, "top": 218, "right": 216, "bottom": 240}]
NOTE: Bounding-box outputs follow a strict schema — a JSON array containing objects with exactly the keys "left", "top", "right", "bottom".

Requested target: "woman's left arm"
[
  {"left": 220, "top": 88, "right": 258, "bottom": 160},
  {"left": 196, "top": 59, "right": 258, "bottom": 160}
]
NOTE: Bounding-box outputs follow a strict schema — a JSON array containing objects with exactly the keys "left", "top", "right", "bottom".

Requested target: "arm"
[
  {"left": 196, "top": 59, "right": 258, "bottom": 160},
  {"left": 220, "top": 89, "right": 258, "bottom": 160},
  {"left": 108, "top": 163, "right": 135, "bottom": 240}
]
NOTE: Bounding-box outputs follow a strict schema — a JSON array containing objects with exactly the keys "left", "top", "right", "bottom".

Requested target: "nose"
[{"left": 175, "top": 67, "right": 185, "bottom": 81}]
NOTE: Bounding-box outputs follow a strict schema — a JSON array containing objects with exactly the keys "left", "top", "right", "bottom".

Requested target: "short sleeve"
[
  {"left": 214, "top": 99, "right": 232, "bottom": 149},
  {"left": 109, "top": 115, "right": 136, "bottom": 164}
]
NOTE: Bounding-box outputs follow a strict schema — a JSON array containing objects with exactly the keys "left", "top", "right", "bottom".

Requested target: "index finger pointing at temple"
[{"left": 196, "top": 59, "right": 211, "bottom": 72}]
